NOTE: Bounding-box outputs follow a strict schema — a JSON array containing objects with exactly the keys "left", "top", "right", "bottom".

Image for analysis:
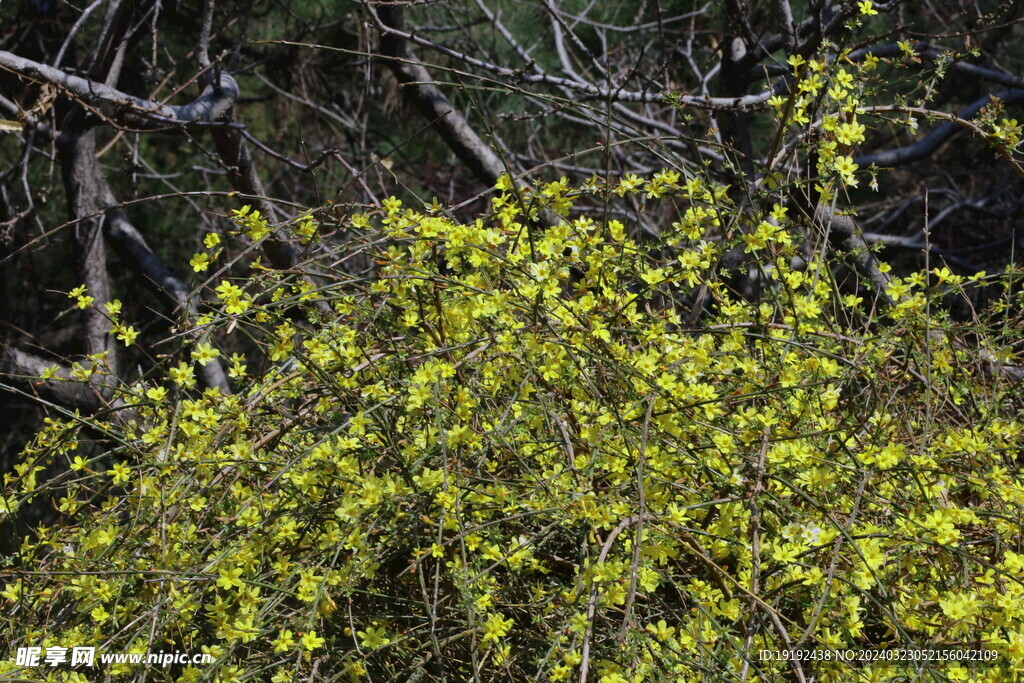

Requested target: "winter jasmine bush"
[
  {"left": 3, "top": 27, "right": 1024, "bottom": 683},
  {"left": 3, "top": 171, "right": 1023, "bottom": 682}
]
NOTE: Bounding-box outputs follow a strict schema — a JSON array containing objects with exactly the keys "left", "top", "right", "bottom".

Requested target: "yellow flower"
[
  {"left": 228, "top": 353, "right": 247, "bottom": 379},
  {"left": 115, "top": 324, "right": 139, "bottom": 346},
  {"left": 833, "top": 155, "right": 859, "bottom": 186},
  {"left": 203, "top": 232, "right": 221, "bottom": 248},
  {"left": 191, "top": 342, "right": 221, "bottom": 366},
  {"left": 272, "top": 629, "right": 295, "bottom": 653},
  {"left": 169, "top": 362, "right": 196, "bottom": 388},
  {"left": 189, "top": 253, "right": 210, "bottom": 272},
  {"left": 146, "top": 386, "right": 168, "bottom": 402},
  {"left": 216, "top": 567, "right": 244, "bottom": 590},
  {"left": 494, "top": 173, "right": 513, "bottom": 191},
  {"left": 827, "top": 86, "right": 847, "bottom": 101},
  {"left": 215, "top": 280, "right": 243, "bottom": 300},
  {"left": 615, "top": 173, "right": 644, "bottom": 196},
  {"left": 357, "top": 625, "right": 392, "bottom": 649},
  {"left": 836, "top": 119, "right": 867, "bottom": 145},
  {"left": 301, "top": 630, "right": 325, "bottom": 650},
  {"left": 107, "top": 462, "right": 131, "bottom": 484},
  {"left": 482, "top": 613, "right": 513, "bottom": 643},
  {"left": 859, "top": 0, "right": 878, "bottom": 16},
  {"left": 645, "top": 619, "right": 677, "bottom": 641},
  {"left": 931, "top": 266, "right": 961, "bottom": 286},
  {"left": 68, "top": 285, "right": 94, "bottom": 309},
  {"left": 798, "top": 73, "right": 824, "bottom": 95}
]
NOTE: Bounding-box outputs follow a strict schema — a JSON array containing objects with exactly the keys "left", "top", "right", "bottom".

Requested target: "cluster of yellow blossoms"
[{"left": 2, "top": 165, "right": 1023, "bottom": 682}]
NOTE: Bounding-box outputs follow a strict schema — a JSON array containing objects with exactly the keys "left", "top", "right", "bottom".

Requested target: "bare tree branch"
[
  {"left": 103, "top": 210, "right": 232, "bottom": 393},
  {"left": 0, "top": 50, "right": 317, "bottom": 277},
  {"left": 54, "top": 0, "right": 107, "bottom": 69},
  {"left": 816, "top": 204, "right": 894, "bottom": 305},
  {"left": 773, "top": 0, "right": 798, "bottom": 52},
  {"left": 374, "top": 4, "right": 508, "bottom": 186},
  {"left": 364, "top": 3, "right": 786, "bottom": 111},
  {"left": 58, "top": 125, "right": 117, "bottom": 378},
  {"left": 856, "top": 89, "right": 1024, "bottom": 168},
  {"left": 2, "top": 346, "right": 104, "bottom": 413},
  {"left": 197, "top": 0, "right": 216, "bottom": 69},
  {"left": 0, "top": 50, "right": 240, "bottom": 128}
]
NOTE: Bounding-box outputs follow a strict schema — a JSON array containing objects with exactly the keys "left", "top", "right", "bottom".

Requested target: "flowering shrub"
[
  {"left": 4, "top": 30, "right": 1024, "bottom": 683},
  {"left": 3, "top": 169, "right": 1024, "bottom": 682}
]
